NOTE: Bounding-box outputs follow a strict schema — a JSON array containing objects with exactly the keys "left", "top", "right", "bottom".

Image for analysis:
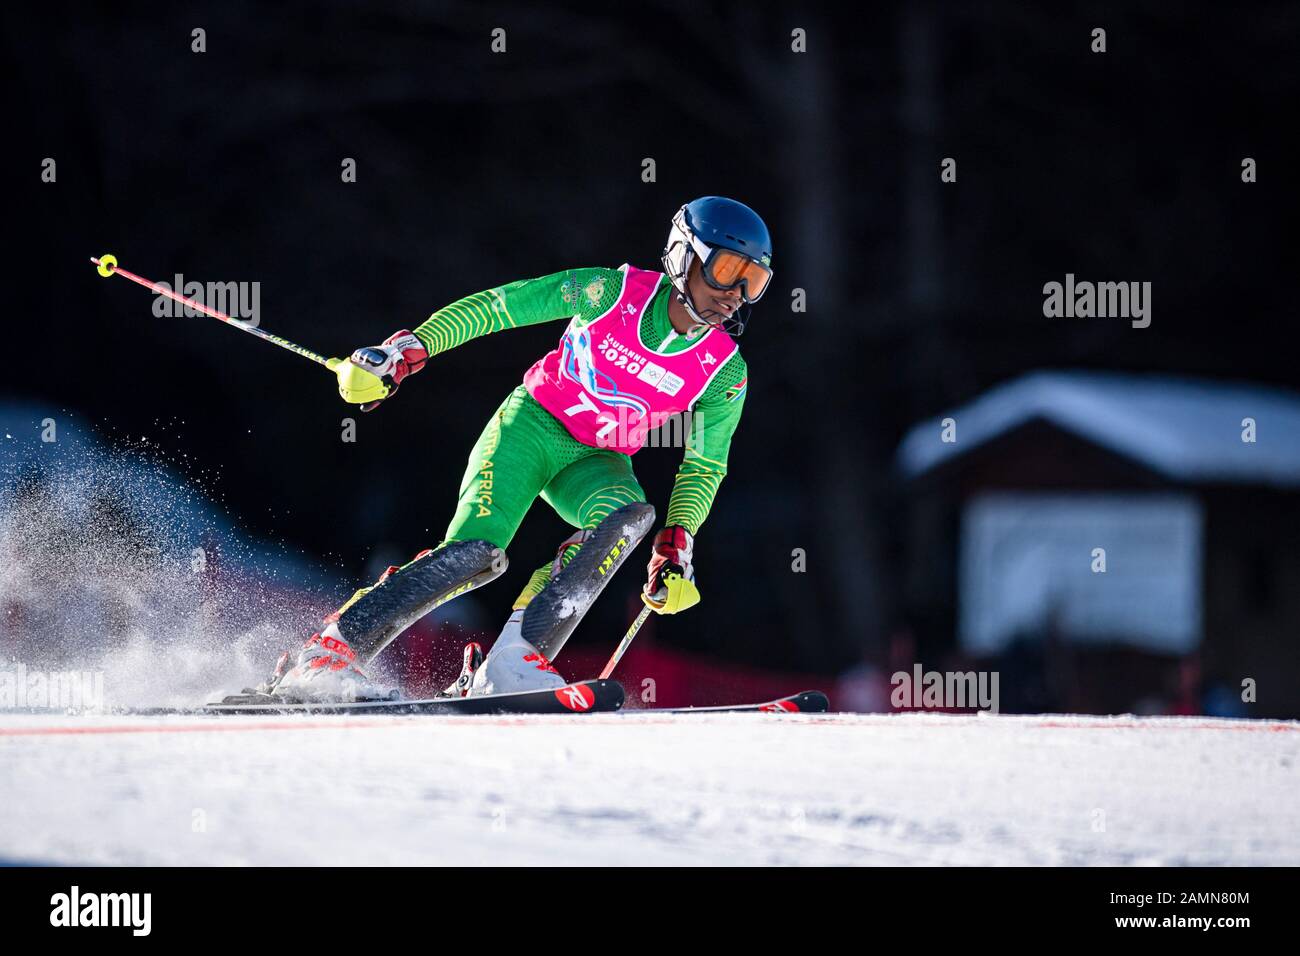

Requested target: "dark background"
[{"left": 6, "top": 1, "right": 1298, "bottom": 678}]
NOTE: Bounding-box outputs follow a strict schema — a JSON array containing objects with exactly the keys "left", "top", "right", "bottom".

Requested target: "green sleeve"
[
  {"left": 412, "top": 267, "right": 626, "bottom": 357},
  {"left": 665, "top": 353, "right": 748, "bottom": 535}
]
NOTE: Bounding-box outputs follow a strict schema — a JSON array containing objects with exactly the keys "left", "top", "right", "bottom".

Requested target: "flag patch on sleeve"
[{"left": 725, "top": 376, "right": 748, "bottom": 402}]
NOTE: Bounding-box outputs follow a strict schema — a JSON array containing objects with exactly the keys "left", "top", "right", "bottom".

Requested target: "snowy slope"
[{"left": 1, "top": 711, "right": 1296, "bottom": 866}]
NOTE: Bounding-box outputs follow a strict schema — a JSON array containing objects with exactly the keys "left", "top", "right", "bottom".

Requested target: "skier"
[{"left": 261, "top": 196, "right": 773, "bottom": 701}]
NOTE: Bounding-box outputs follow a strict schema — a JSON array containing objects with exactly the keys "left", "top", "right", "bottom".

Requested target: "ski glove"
[
  {"left": 643, "top": 525, "right": 701, "bottom": 614},
  {"left": 328, "top": 330, "right": 429, "bottom": 411}
]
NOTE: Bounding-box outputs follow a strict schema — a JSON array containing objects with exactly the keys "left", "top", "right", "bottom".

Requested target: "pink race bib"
[{"left": 524, "top": 265, "right": 737, "bottom": 455}]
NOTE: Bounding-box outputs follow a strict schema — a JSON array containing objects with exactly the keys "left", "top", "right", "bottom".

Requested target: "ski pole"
[
  {"left": 90, "top": 254, "right": 335, "bottom": 369},
  {"left": 599, "top": 603, "right": 653, "bottom": 679}
]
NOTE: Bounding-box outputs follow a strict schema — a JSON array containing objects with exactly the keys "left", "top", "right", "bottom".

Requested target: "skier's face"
[{"left": 688, "top": 258, "right": 743, "bottom": 321}]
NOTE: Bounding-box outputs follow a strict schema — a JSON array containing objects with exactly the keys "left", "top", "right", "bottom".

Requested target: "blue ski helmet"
[{"left": 662, "top": 196, "right": 772, "bottom": 336}]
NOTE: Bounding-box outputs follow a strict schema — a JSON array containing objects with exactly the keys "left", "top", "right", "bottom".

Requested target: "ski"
[
  {"left": 640, "top": 689, "right": 830, "bottom": 715},
  {"left": 195, "top": 679, "right": 625, "bottom": 716},
  {"left": 53, "top": 685, "right": 819, "bottom": 717}
]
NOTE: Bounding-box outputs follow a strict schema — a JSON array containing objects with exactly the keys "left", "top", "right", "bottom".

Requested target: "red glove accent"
[
  {"left": 645, "top": 525, "right": 695, "bottom": 599},
  {"left": 380, "top": 330, "right": 429, "bottom": 383}
]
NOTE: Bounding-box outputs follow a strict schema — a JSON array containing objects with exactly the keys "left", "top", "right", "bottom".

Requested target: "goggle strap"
[{"left": 688, "top": 232, "right": 714, "bottom": 263}]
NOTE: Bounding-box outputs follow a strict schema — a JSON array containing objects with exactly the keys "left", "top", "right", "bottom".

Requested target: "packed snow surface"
[{"left": 1, "top": 710, "right": 1296, "bottom": 865}]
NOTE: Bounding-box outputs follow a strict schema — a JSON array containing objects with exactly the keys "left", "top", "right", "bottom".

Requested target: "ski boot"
[
  {"left": 263, "top": 625, "right": 399, "bottom": 703},
  {"left": 468, "top": 608, "right": 567, "bottom": 697}
]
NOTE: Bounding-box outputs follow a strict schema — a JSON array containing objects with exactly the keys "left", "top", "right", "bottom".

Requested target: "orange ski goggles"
[{"left": 694, "top": 241, "right": 773, "bottom": 303}]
